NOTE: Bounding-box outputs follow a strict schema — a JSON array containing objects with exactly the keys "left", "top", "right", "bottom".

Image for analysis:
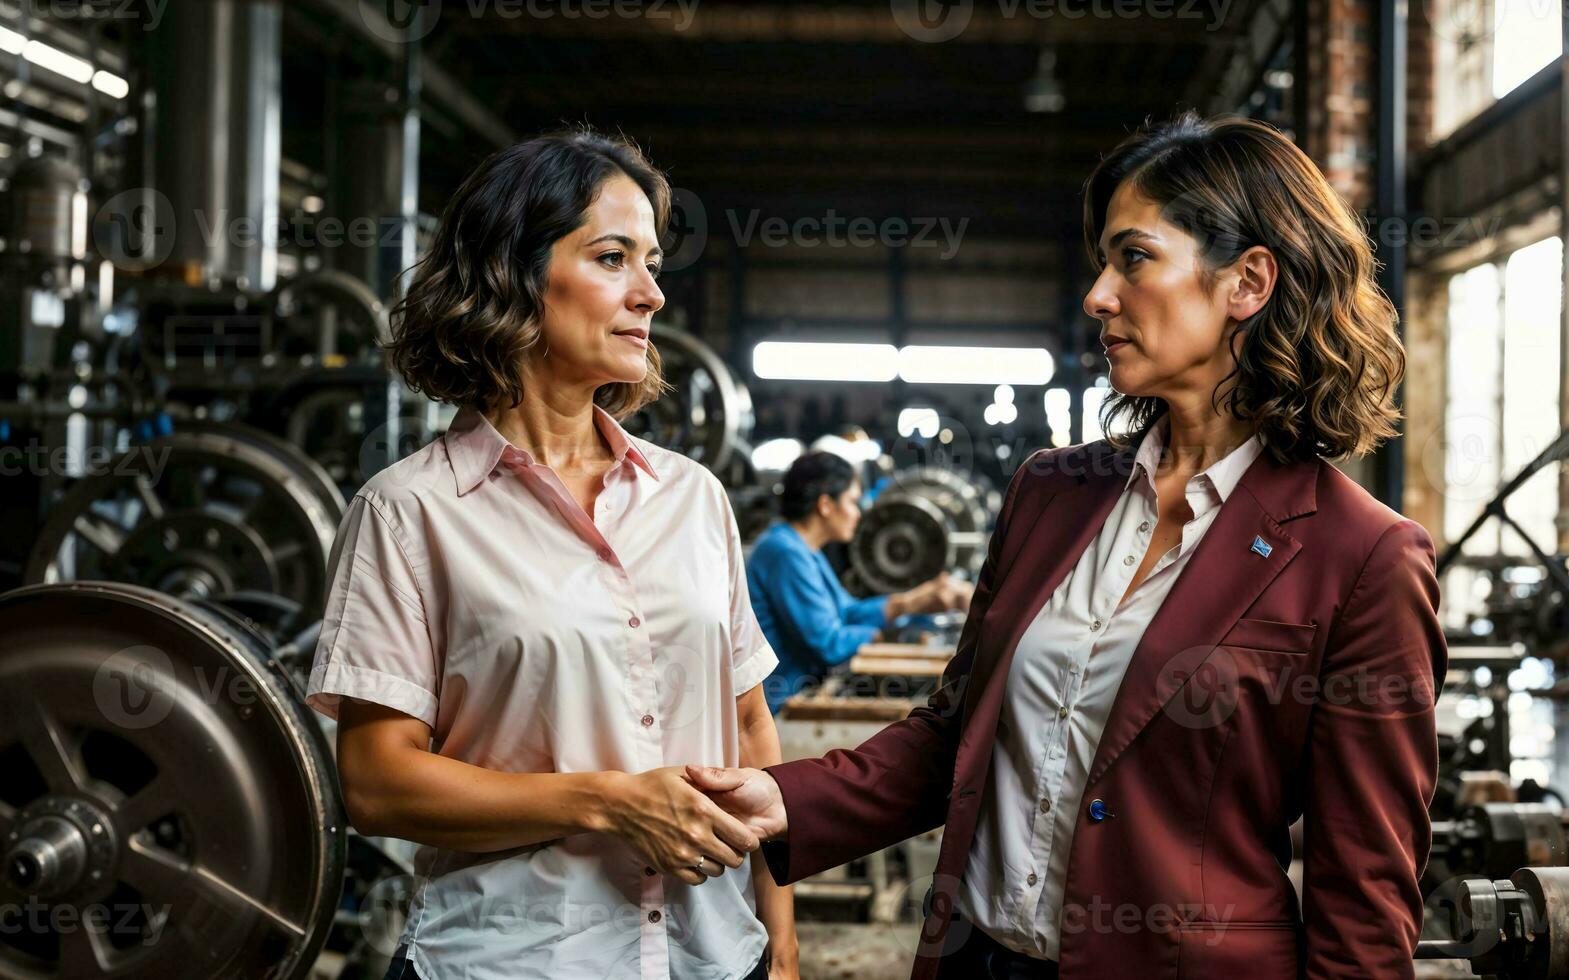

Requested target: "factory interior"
[{"left": 6, "top": 0, "right": 1569, "bottom": 978}]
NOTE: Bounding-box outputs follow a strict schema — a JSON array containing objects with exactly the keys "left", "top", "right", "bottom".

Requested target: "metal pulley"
[
  {"left": 267, "top": 269, "right": 391, "bottom": 364},
  {"left": 848, "top": 466, "right": 990, "bottom": 594},
  {"left": 1417, "top": 867, "right": 1569, "bottom": 978},
  {"left": 0, "top": 582, "right": 344, "bottom": 979},
  {"left": 622, "top": 327, "right": 751, "bottom": 473},
  {"left": 24, "top": 422, "right": 344, "bottom": 623}
]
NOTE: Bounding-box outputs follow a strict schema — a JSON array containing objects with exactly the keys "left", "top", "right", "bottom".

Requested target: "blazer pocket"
[{"left": 1218, "top": 617, "right": 1316, "bottom": 655}]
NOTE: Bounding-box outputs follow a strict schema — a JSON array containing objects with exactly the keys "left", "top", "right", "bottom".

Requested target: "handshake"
[{"left": 603, "top": 764, "right": 787, "bottom": 887}]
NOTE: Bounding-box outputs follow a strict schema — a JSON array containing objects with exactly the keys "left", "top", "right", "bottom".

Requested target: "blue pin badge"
[{"left": 1250, "top": 535, "right": 1273, "bottom": 558}]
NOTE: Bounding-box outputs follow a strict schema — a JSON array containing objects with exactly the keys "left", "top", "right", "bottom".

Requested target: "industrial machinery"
[
  {"left": 1438, "top": 428, "right": 1569, "bottom": 658},
  {"left": 848, "top": 466, "right": 992, "bottom": 595},
  {"left": 0, "top": 582, "right": 344, "bottom": 979},
  {"left": 623, "top": 326, "right": 755, "bottom": 475},
  {"left": 23, "top": 422, "right": 344, "bottom": 627}
]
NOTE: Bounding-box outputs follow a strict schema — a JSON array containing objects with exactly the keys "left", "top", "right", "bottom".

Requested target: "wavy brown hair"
[
  {"left": 384, "top": 127, "right": 673, "bottom": 417},
  {"left": 1082, "top": 111, "right": 1404, "bottom": 463}
]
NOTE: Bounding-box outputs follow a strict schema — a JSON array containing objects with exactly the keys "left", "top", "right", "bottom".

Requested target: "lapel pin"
[{"left": 1250, "top": 535, "right": 1273, "bottom": 558}]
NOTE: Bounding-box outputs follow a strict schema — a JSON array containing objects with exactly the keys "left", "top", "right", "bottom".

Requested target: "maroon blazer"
[{"left": 763, "top": 439, "right": 1445, "bottom": 980}]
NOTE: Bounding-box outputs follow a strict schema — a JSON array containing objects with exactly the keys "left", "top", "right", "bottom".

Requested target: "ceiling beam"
[{"left": 295, "top": 0, "right": 518, "bottom": 147}]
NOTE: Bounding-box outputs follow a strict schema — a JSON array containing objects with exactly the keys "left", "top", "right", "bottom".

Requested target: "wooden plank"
[
  {"left": 848, "top": 655, "right": 949, "bottom": 677},
  {"left": 779, "top": 696, "right": 916, "bottom": 722}
]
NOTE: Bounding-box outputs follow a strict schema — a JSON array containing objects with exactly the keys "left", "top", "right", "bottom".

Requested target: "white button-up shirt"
[
  {"left": 958, "top": 417, "right": 1265, "bottom": 960},
  {"left": 306, "top": 405, "right": 777, "bottom": 980}
]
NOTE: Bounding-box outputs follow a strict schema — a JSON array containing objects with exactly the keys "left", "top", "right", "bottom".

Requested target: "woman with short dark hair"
[
  {"left": 747, "top": 451, "right": 973, "bottom": 713},
  {"left": 694, "top": 111, "right": 1446, "bottom": 980},
  {"left": 307, "top": 128, "right": 796, "bottom": 980}
]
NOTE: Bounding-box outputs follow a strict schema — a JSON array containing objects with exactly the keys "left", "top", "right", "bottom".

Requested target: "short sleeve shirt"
[{"left": 305, "top": 405, "right": 777, "bottom": 980}]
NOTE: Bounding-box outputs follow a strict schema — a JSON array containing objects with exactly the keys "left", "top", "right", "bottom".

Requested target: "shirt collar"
[
  {"left": 445, "top": 404, "right": 659, "bottom": 496},
  {"left": 1125, "top": 416, "right": 1265, "bottom": 505}
]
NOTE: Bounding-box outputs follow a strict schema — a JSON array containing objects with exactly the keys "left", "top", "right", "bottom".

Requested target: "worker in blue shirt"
[{"left": 748, "top": 451, "right": 973, "bottom": 713}]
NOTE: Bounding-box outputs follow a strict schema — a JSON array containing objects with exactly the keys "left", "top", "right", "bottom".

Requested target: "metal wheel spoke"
[
  {"left": 133, "top": 475, "right": 166, "bottom": 522},
  {"left": 116, "top": 775, "right": 174, "bottom": 833},
  {"left": 123, "top": 840, "right": 306, "bottom": 940},
  {"left": 120, "top": 839, "right": 195, "bottom": 908},
  {"left": 57, "top": 916, "right": 113, "bottom": 975},
  {"left": 3, "top": 692, "right": 85, "bottom": 793},
  {"left": 269, "top": 539, "right": 304, "bottom": 564},
  {"left": 71, "top": 512, "right": 127, "bottom": 556}
]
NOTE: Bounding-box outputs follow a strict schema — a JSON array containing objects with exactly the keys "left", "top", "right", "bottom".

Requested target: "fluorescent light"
[
  {"left": 24, "top": 39, "right": 93, "bottom": 84},
  {"left": 897, "top": 407, "right": 940, "bottom": 439},
  {"left": 1082, "top": 388, "right": 1108, "bottom": 442},
  {"left": 752, "top": 341, "right": 899, "bottom": 382},
  {"left": 1046, "top": 387, "right": 1072, "bottom": 447},
  {"left": 993, "top": 384, "right": 1015, "bottom": 405},
  {"left": 898, "top": 345, "right": 1054, "bottom": 386},
  {"left": 0, "top": 26, "right": 23, "bottom": 55},
  {"left": 91, "top": 70, "right": 128, "bottom": 99},
  {"left": 983, "top": 402, "right": 1018, "bottom": 426},
  {"left": 750, "top": 437, "right": 805, "bottom": 472}
]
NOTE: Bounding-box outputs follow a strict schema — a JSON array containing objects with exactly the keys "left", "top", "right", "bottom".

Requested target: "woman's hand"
[
  {"left": 685, "top": 765, "right": 789, "bottom": 841},
  {"left": 889, "top": 572, "right": 975, "bottom": 619},
  {"left": 601, "top": 767, "right": 760, "bottom": 886}
]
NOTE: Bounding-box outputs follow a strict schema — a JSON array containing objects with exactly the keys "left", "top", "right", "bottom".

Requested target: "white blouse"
[{"left": 306, "top": 405, "right": 778, "bottom": 980}]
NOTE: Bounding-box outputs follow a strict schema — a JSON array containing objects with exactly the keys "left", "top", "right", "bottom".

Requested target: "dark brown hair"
[
  {"left": 1082, "top": 110, "right": 1404, "bottom": 463},
  {"left": 385, "top": 126, "right": 673, "bottom": 416}
]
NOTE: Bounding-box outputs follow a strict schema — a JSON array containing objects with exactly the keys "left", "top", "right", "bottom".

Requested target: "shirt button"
[
  {"left": 1039, "top": 797, "right": 1051, "bottom": 814},
  {"left": 1139, "top": 521, "right": 1151, "bottom": 533},
  {"left": 1026, "top": 873, "right": 1038, "bottom": 886},
  {"left": 641, "top": 714, "right": 655, "bottom": 727},
  {"left": 1123, "top": 555, "right": 1135, "bottom": 566},
  {"left": 648, "top": 910, "right": 662, "bottom": 923},
  {"left": 629, "top": 616, "right": 641, "bottom": 628},
  {"left": 1058, "top": 706, "right": 1069, "bottom": 719},
  {"left": 1090, "top": 618, "right": 1102, "bottom": 631}
]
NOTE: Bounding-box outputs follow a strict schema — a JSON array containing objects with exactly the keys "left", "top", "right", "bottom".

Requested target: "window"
[
  {"left": 1432, "top": 0, "right": 1562, "bottom": 140},
  {"left": 1443, "top": 236, "right": 1561, "bottom": 558}
]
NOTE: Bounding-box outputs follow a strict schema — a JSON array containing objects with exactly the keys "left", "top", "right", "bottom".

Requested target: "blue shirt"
[{"left": 747, "top": 522, "right": 890, "bottom": 712}]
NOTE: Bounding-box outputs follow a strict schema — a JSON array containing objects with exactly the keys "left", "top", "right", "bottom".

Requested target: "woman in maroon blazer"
[{"left": 691, "top": 111, "right": 1445, "bottom": 980}]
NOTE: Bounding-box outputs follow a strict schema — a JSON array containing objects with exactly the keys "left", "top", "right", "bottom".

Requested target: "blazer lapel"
[
  {"left": 958, "top": 443, "right": 1135, "bottom": 762},
  {"left": 1084, "top": 453, "right": 1320, "bottom": 787}
]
